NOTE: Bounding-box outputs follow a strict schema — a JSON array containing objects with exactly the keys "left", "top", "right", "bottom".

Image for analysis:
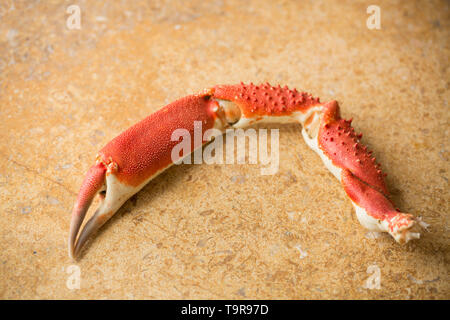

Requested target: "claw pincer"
[
  {"left": 69, "top": 93, "right": 224, "bottom": 258},
  {"left": 69, "top": 83, "right": 419, "bottom": 259}
]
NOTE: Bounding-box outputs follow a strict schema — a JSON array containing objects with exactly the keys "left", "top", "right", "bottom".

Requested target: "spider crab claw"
[
  {"left": 69, "top": 82, "right": 421, "bottom": 259},
  {"left": 69, "top": 93, "right": 228, "bottom": 259}
]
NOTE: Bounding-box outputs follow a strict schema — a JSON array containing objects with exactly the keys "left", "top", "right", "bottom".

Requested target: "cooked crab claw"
[
  {"left": 68, "top": 93, "right": 230, "bottom": 259},
  {"left": 69, "top": 83, "right": 420, "bottom": 259}
]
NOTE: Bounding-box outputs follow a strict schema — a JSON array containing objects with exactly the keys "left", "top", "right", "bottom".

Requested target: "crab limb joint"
[{"left": 69, "top": 83, "right": 419, "bottom": 259}]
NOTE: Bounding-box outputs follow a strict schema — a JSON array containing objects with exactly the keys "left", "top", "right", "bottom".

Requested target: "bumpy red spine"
[
  {"left": 318, "top": 101, "right": 389, "bottom": 196},
  {"left": 213, "top": 82, "right": 321, "bottom": 117}
]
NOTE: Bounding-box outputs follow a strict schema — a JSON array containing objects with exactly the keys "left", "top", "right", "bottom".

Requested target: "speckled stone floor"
[{"left": 0, "top": 0, "right": 448, "bottom": 299}]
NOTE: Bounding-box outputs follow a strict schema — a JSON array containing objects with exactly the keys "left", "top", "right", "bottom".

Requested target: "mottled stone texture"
[{"left": 0, "top": 0, "right": 448, "bottom": 299}]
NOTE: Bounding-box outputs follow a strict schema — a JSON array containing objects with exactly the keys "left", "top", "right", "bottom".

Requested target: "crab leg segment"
[
  {"left": 69, "top": 82, "right": 419, "bottom": 259},
  {"left": 317, "top": 101, "right": 419, "bottom": 242},
  {"left": 341, "top": 170, "right": 418, "bottom": 243},
  {"left": 211, "top": 83, "right": 419, "bottom": 243},
  {"left": 212, "top": 83, "right": 323, "bottom": 128}
]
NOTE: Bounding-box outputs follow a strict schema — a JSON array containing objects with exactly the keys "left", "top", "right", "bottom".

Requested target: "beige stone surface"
[{"left": 0, "top": 0, "right": 448, "bottom": 299}]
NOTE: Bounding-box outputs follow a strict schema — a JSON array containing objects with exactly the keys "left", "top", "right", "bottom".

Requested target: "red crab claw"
[{"left": 68, "top": 92, "right": 232, "bottom": 259}]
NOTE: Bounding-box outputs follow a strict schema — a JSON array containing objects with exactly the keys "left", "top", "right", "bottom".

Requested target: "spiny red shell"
[
  {"left": 213, "top": 82, "right": 321, "bottom": 117},
  {"left": 341, "top": 169, "right": 400, "bottom": 225},
  {"left": 318, "top": 101, "right": 389, "bottom": 196},
  {"left": 99, "top": 94, "right": 217, "bottom": 186}
]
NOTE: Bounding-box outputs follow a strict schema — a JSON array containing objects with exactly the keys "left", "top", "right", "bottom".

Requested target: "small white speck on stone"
[
  {"left": 7, "top": 29, "right": 18, "bottom": 43},
  {"left": 55, "top": 163, "right": 73, "bottom": 171},
  {"left": 287, "top": 211, "right": 296, "bottom": 220},
  {"left": 294, "top": 244, "right": 308, "bottom": 259},
  {"left": 46, "top": 196, "right": 60, "bottom": 205},
  {"left": 95, "top": 16, "right": 107, "bottom": 22},
  {"left": 174, "top": 24, "right": 181, "bottom": 30}
]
